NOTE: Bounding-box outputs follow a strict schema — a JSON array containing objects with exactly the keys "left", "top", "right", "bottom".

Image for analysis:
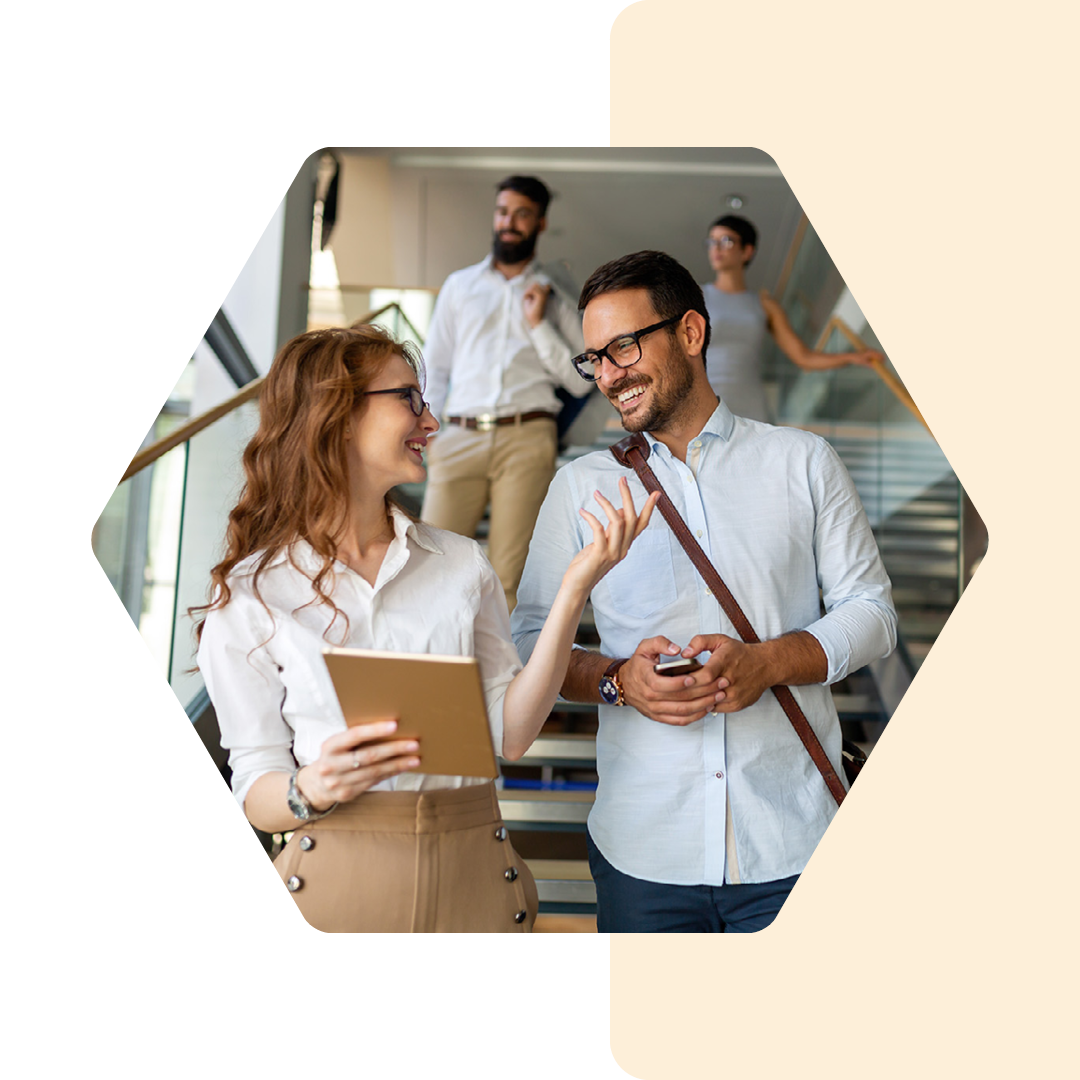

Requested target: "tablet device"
[{"left": 321, "top": 647, "right": 498, "bottom": 779}]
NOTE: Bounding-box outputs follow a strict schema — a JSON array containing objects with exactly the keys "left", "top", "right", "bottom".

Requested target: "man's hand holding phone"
[
  {"left": 615, "top": 637, "right": 728, "bottom": 726},
  {"left": 653, "top": 657, "right": 703, "bottom": 678}
]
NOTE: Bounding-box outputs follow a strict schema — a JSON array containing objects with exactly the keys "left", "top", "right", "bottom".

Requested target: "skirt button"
[
  {"left": 514, "top": 909, "right": 527, "bottom": 923},
  {"left": 504, "top": 867, "right": 518, "bottom": 882},
  {"left": 299, "top": 836, "right": 315, "bottom": 851},
  {"left": 286, "top": 875, "right": 303, "bottom": 892},
  {"left": 494, "top": 826, "right": 508, "bottom": 841}
]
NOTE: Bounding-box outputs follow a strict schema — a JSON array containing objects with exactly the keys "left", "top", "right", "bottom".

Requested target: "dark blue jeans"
[{"left": 587, "top": 830, "right": 799, "bottom": 933}]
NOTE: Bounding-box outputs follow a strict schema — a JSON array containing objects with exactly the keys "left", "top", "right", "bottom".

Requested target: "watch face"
[{"left": 599, "top": 676, "right": 620, "bottom": 705}]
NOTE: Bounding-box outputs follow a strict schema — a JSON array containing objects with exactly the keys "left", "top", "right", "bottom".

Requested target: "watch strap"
[{"left": 287, "top": 768, "right": 338, "bottom": 822}]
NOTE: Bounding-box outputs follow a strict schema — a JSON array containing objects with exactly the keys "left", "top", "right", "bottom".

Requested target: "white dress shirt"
[
  {"left": 512, "top": 402, "right": 897, "bottom": 887},
  {"left": 197, "top": 507, "right": 522, "bottom": 812},
  {"left": 423, "top": 255, "right": 590, "bottom": 420}
]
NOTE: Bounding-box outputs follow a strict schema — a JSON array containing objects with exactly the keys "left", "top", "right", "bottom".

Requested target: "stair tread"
[{"left": 525, "top": 858, "right": 593, "bottom": 881}]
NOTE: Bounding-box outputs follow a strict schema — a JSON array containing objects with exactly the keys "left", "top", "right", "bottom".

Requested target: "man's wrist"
[
  {"left": 758, "top": 632, "right": 828, "bottom": 687},
  {"left": 565, "top": 649, "right": 617, "bottom": 704}
]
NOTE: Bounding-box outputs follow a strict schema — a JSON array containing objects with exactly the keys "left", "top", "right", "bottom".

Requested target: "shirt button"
[
  {"left": 715, "top": 772, "right": 724, "bottom": 780},
  {"left": 696, "top": 530, "right": 703, "bottom": 538}
]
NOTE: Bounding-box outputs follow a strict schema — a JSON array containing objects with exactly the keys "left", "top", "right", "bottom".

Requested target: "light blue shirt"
[{"left": 511, "top": 402, "right": 897, "bottom": 886}]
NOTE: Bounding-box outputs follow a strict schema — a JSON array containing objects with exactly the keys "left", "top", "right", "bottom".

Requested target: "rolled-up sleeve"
[
  {"left": 197, "top": 591, "right": 297, "bottom": 811},
  {"left": 802, "top": 440, "right": 898, "bottom": 683}
]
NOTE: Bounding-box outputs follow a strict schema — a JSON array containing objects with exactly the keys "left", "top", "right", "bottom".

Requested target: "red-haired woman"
[{"left": 195, "top": 324, "right": 656, "bottom": 932}]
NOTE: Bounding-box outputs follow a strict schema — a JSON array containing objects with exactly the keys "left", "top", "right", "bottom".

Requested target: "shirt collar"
[
  {"left": 643, "top": 398, "right": 735, "bottom": 458},
  {"left": 254, "top": 504, "right": 443, "bottom": 577},
  {"left": 482, "top": 252, "right": 544, "bottom": 281},
  {"left": 389, "top": 503, "right": 443, "bottom": 555}
]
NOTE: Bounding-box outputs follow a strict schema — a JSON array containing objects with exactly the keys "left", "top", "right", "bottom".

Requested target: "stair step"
[
  {"left": 887, "top": 500, "right": 959, "bottom": 518},
  {"left": 878, "top": 519, "right": 958, "bottom": 537},
  {"left": 499, "top": 788, "right": 593, "bottom": 827},
  {"left": 503, "top": 733, "right": 598, "bottom": 766},
  {"left": 882, "top": 555, "right": 958, "bottom": 577},
  {"left": 833, "top": 692, "right": 878, "bottom": 717},
  {"left": 525, "top": 859, "right": 596, "bottom": 906},
  {"left": 875, "top": 534, "right": 958, "bottom": 554}
]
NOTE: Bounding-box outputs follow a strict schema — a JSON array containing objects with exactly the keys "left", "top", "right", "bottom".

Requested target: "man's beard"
[
  {"left": 492, "top": 228, "right": 539, "bottom": 264},
  {"left": 610, "top": 339, "right": 697, "bottom": 434}
]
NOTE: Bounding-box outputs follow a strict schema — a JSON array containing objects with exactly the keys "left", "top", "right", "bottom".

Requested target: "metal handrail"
[
  {"left": 773, "top": 211, "right": 809, "bottom": 302},
  {"left": 774, "top": 213, "right": 929, "bottom": 435},
  {"left": 812, "top": 314, "right": 930, "bottom": 434},
  {"left": 120, "top": 302, "right": 420, "bottom": 483}
]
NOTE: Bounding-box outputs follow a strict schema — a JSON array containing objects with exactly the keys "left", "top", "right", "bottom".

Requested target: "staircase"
[{"left": 824, "top": 427, "right": 959, "bottom": 671}]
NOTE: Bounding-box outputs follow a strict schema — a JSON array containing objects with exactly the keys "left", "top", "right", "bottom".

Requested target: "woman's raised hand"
[
  {"left": 296, "top": 720, "right": 420, "bottom": 811},
  {"left": 565, "top": 477, "right": 660, "bottom": 595}
]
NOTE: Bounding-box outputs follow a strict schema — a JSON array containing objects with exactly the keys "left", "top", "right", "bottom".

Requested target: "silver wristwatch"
[{"left": 286, "top": 768, "right": 338, "bottom": 822}]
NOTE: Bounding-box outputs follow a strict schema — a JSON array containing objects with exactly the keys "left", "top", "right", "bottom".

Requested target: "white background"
[
  {"left": 8, "top": 1, "right": 1076, "bottom": 1077},
  {"left": 3, "top": 2, "right": 626, "bottom": 1076}
]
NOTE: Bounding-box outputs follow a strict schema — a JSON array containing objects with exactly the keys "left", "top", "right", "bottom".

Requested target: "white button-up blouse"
[{"left": 197, "top": 507, "right": 522, "bottom": 811}]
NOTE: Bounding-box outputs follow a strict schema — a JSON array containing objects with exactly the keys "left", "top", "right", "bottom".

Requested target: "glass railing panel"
[
  {"left": 758, "top": 215, "right": 958, "bottom": 674},
  {"left": 92, "top": 406, "right": 192, "bottom": 675},
  {"left": 167, "top": 398, "right": 261, "bottom": 708},
  {"left": 778, "top": 356, "right": 953, "bottom": 672},
  {"left": 368, "top": 288, "right": 435, "bottom": 348}
]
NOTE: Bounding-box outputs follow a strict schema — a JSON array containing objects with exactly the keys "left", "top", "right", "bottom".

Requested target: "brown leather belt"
[{"left": 446, "top": 411, "right": 557, "bottom": 431}]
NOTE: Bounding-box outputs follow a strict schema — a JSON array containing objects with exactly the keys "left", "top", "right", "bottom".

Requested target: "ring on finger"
[{"left": 352, "top": 754, "right": 361, "bottom": 770}]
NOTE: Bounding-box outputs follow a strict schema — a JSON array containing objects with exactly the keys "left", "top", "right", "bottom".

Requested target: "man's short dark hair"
[
  {"left": 578, "top": 250, "right": 711, "bottom": 358},
  {"left": 496, "top": 175, "right": 551, "bottom": 217},
  {"left": 709, "top": 214, "right": 757, "bottom": 264}
]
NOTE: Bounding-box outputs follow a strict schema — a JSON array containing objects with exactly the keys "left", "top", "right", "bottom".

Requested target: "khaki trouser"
[
  {"left": 420, "top": 419, "right": 558, "bottom": 614},
  {"left": 274, "top": 782, "right": 538, "bottom": 933}
]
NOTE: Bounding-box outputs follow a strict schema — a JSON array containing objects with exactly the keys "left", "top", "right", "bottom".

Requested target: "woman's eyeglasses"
[{"left": 362, "top": 387, "right": 430, "bottom": 417}]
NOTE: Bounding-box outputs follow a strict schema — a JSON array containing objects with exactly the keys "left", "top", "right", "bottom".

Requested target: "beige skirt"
[{"left": 274, "top": 781, "right": 538, "bottom": 933}]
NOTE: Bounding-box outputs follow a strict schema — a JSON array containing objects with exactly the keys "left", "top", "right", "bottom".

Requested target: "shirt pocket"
[{"left": 598, "top": 529, "right": 678, "bottom": 620}]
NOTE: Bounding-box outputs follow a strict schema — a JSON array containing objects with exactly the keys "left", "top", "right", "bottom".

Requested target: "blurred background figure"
[
  {"left": 421, "top": 175, "right": 591, "bottom": 613},
  {"left": 703, "top": 214, "right": 882, "bottom": 422}
]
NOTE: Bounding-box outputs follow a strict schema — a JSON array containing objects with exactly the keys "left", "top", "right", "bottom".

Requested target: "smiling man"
[
  {"left": 511, "top": 250, "right": 898, "bottom": 933},
  {"left": 420, "top": 175, "right": 591, "bottom": 614}
]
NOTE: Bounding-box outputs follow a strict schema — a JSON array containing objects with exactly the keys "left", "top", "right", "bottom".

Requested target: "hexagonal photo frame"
[{"left": 90, "top": 146, "right": 987, "bottom": 933}]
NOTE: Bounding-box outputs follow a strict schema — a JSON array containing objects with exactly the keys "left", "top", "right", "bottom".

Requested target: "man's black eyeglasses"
[
  {"left": 362, "top": 387, "right": 429, "bottom": 416},
  {"left": 571, "top": 314, "right": 683, "bottom": 383}
]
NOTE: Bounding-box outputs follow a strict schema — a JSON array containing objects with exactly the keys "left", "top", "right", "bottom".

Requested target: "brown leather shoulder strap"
[{"left": 610, "top": 433, "right": 847, "bottom": 807}]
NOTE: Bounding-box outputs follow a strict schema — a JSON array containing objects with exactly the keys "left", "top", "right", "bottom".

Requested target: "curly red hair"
[{"left": 192, "top": 324, "right": 424, "bottom": 642}]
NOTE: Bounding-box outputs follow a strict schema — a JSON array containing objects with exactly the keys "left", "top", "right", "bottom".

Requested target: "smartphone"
[{"left": 653, "top": 657, "right": 703, "bottom": 677}]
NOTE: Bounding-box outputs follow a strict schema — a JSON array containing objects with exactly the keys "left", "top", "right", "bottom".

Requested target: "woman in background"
[
  {"left": 702, "top": 214, "right": 882, "bottom": 422},
  {"left": 195, "top": 324, "right": 656, "bottom": 933}
]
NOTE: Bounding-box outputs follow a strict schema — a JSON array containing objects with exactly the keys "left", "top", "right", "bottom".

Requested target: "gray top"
[{"left": 701, "top": 284, "right": 771, "bottom": 422}]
